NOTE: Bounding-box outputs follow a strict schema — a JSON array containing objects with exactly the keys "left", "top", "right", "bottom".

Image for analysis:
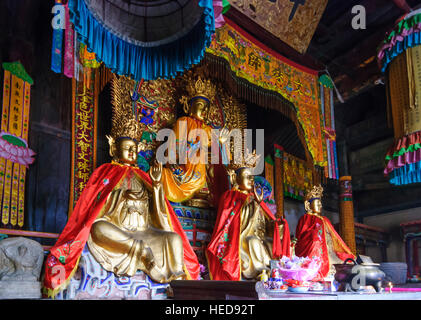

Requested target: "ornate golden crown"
[
  {"left": 227, "top": 149, "right": 261, "bottom": 172},
  {"left": 109, "top": 75, "right": 143, "bottom": 142},
  {"left": 187, "top": 76, "right": 216, "bottom": 101},
  {"left": 110, "top": 117, "right": 142, "bottom": 141},
  {"left": 305, "top": 185, "right": 324, "bottom": 202},
  {"left": 180, "top": 76, "right": 217, "bottom": 114}
]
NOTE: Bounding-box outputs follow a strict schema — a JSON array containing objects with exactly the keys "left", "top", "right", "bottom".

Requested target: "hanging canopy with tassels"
[
  {"left": 378, "top": 8, "right": 421, "bottom": 73},
  {"left": 68, "top": 0, "right": 215, "bottom": 81},
  {"left": 379, "top": 9, "right": 421, "bottom": 186}
]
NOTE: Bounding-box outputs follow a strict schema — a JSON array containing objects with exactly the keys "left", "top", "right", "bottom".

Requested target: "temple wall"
[
  {"left": 363, "top": 207, "right": 421, "bottom": 262},
  {"left": 283, "top": 199, "right": 304, "bottom": 238},
  {"left": 0, "top": 1, "right": 72, "bottom": 234}
]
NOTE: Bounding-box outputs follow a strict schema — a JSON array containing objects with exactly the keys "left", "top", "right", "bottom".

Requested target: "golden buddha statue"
[
  {"left": 161, "top": 76, "right": 230, "bottom": 206},
  {"left": 206, "top": 151, "right": 291, "bottom": 281},
  {"left": 43, "top": 118, "right": 200, "bottom": 298},
  {"left": 235, "top": 167, "right": 273, "bottom": 279},
  {"left": 295, "top": 185, "right": 355, "bottom": 281},
  {"left": 87, "top": 135, "right": 186, "bottom": 282}
]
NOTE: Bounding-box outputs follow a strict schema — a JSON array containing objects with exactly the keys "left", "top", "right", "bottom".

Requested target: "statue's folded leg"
[
  {"left": 242, "top": 236, "right": 271, "bottom": 279},
  {"left": 265, "top": 237, "right": 273, "bottom": 259},
  {"left": 88, "top": 220, "right": 146, "bottom": 276},
  {"left": 90, "top": 220, "right": 136, "bottom": 253},
  {"left": 89, "top": 221, "right": 186, "bottom": 282},
  {"left": 147, "top": 230, "right": 186, "bottom": 282}
]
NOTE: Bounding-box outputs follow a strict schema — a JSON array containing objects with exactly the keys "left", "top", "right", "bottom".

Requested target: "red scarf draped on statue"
[
  {"left": 295, "top": 213, "right": 355, "bottom": 281},
  {"left": 206, "top": 190, "right": 291, "bottom": 281},
  {"left": 43, "top": 163, "right": 200, "bottom": 298}
]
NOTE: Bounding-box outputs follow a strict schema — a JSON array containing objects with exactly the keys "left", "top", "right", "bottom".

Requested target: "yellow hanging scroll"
[
  {"left": 405, "top": 46, "right": 421, "bottom": 135},
  {"left": 69, "top": 66, "right": 99, "bottom": 214},
  {"left": 0, "top": 62, "right": 34, "bottom": 228},
  {"left": 264, "top": 155, "right": 274, "bottom": 190},
  {"left": 282, "top": 151, "right": 313, "bottom": 200}
]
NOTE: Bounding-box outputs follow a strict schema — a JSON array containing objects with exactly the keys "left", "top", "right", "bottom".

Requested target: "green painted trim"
[
  {"left": 385, "top": 143, "right": 421, "bottom": 161},
  {"left": 264, "top": 155, "right": 274, "bottom": 165},
  {"left": 384, "top": 13, "right": 421, "bottom": 43},
  {"left": 2, "top": 61, "right": 33, "bottom": 84},
  {"left": 284, "top": 191, "right": 303, "bottom": 201},
  {"left": 404, "top": 232, "right": 421, "bottom": 239},
  {"left": 318, "top": 74, "right": 334, "bottom": 89},
  {"left": 222, "top": 0, "right": 231, "bottom": 14},
  {"left": 1, "top": 134, "right": 27, "bottom": 148}
]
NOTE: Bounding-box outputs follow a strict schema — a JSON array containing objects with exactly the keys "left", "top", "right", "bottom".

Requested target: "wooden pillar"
[
  {"left": 264, "top": 155, "right": 274, "bottom": 191},
  {"left": 413, "top": 239, "right": 420, "bottom": 276},
  {"left": 339, "top": 176, "right": 357, "bottom": 255},
  {"left": 274, "top": 144, "right": 284, "bottom": 219},
  {"left": 69, "top": 66, "right": 99, "bottom": 216},
  {"left": 407, "top": 237, "right": 414, "bottom": 278}
]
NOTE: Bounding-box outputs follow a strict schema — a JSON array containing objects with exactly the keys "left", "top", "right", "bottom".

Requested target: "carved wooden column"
[
  {"left": 274, "top": 144, "right": 284, "bottom": 219},
  {"left": 339, "top": 176, "right": 357, "bottom": 255},
  {"left": 413, "top": 239, "right": 420, "bottom": 276}
]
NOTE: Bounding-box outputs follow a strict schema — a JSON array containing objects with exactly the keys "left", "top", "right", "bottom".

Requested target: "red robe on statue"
[
  {"left": 295, "top": 213, "right": 355, "bottom": 281},
  {"left": 206, "top": 190, "right": 291, "bottom": 281},
  {"left": 42, "top": 163, "right": 200, "bottom": 298}
]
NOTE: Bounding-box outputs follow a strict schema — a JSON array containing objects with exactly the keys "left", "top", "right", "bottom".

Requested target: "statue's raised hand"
[
  {"left": 150, "top": 160, "right": 163, "bottom": 184},
  {"left": 254, "top": 184, "right": 264, "bottom": 203},
  {"left": 219, "top": 127, "right": 230, "bottom": 144}
]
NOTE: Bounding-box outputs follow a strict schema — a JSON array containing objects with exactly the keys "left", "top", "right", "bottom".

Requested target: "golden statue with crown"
[
  {"left": 206, "top": 147, "right": 291, "bottom": 281},
  {"left": 42, "top": 75, "right": 201, "bottom": 298},
  {"left": 294, "top": 185, "right": 355, "bottom": 281},
  {"left": 160, "top": 74, "right": 231, "bottom": 207}
]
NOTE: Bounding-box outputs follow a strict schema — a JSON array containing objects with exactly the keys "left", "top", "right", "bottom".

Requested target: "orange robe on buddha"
[{"left": 161, "top": 116, "right": 228, "bottom": 204}]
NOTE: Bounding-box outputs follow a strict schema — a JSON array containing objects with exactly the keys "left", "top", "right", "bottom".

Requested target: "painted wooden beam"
[{"left": 0, "top": 228, "right": 59, "bottom": 239}]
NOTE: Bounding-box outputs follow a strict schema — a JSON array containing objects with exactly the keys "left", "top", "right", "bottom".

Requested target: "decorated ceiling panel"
[{"left": 227, "top": 0, "right": 328, "bottom": 54}]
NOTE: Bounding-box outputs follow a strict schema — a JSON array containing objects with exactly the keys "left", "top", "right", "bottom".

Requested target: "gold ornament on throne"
[{"left": 110, "top": 74, "right": 178, "bottom": 154}]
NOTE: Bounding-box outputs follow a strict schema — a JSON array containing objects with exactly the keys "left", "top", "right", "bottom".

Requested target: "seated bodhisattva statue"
[
  {"left": 294, "top": 185, "right": 355, "bottom": 280},
  {"left": 42, "top": 119, "right": 200, "bottom": 298},
  {"left": 206, "top": 151, "right": 291, "bottom": 281},
  {"left": 160, "top": 76, "right": 230, "bottom": 206}
]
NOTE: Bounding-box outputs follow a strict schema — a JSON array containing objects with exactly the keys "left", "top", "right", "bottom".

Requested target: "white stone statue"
[{"left": 0, "top": 237, "right": 44, "bottom": 299}]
